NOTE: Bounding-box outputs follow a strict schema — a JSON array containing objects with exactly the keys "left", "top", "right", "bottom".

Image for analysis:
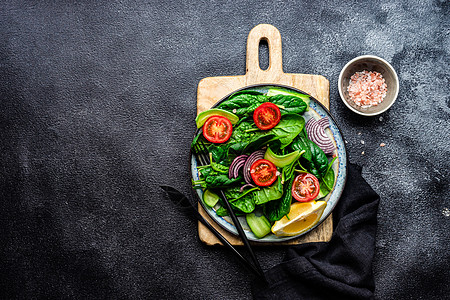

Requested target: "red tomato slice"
[
  {"left": 250, "top": 159, "right": 278, "bottom": 186},
  {"left": 253, "top": 102, "right": 281, "bottom": 130},
  {"left": 202, "top": 115, "right": 233, "bottom": 143},
  {"left": 292, "top": 173, "right": 320, "bottom": 202}
]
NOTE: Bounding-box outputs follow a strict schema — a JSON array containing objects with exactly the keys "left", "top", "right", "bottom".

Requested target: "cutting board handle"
[{"left": 246, "top": 24, "right": 284, "bottom": 79}]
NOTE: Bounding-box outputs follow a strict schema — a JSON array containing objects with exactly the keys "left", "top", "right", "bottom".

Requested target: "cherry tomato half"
[
  {"left": 292, "top": 173, "right": 320, "bottom": 202},
  {"left": 250, "top": 159, "right": 278, "bottom": 187},
  {"left": 253, "top": 102, "right": 281, "bottom": 130},
  {"left": 202, "top": 115, "right": 233, "bottom": 143}
]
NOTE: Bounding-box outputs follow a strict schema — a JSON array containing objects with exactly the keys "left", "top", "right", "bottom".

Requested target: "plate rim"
[{"left": 190, "top": 83, "right": 348, "bottom": 242}]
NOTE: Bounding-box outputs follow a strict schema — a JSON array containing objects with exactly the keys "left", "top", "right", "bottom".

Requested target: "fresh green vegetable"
[
  {"left": 203, "top": 189, "right": 220, "bottom": 207},
  {"left": 269, "top": 94, "right": 308, "bottom": 116},
  {"left": 289, "top": 129, "right": 328, "bottom": 180},
  {"left": 228, "top": 90, "right": 267, "bottom": 99},
  {"left": 224, "top": 186, "right": 258, "bottom": 213},
  {"left": 217, "top": 92, "right": 267, "bottom": 117},
  {"left": 322, "top": 157, "right": 337, "bottom": 190},
  {"left": 264, "top": 147, "right": 302, "bottom": 167},
  {"left": 211, "top": 161, "right": 229, "bottom": 174},
  {"left": 230, "top": 196, "right": 255, "bottom": 213},
  {"left": 228, "top": 121, "right": 270, "bottom": 153},
  {"left": 317, "top": 181, "right": 330, "bottom": 199},
  {"left": 289, "top": 129, "right": 312, "bottom": 161},
  {"left": 192, "top": 88, "right": 338, "bottom": 237},
  {"left": 193, "top": 166, "right": 242, "bottom": 189},
  {"left": 215, "top": 205, "right": 246, "bottom": 217},
  {"left": 307, "top": 139, "right": 329, "bottom": 179},
  {"left": 195, "top": 108, "right": 239, "bottom": 128},
  {"left": 223, "top": 114, "right": 304, "bottom": 154},
  {"left": 269, "top": 114, "right": 305, "bottom": 149},
  {"left": 317, "top": 157, "right": 337, "bottom": 199},
  {"left": 217, "top": 91, "right": 308, "bottom": 119},
  {"left": 223, "top": 186, "right": 259, "bottom": 202},
  {"left": 264, "top": 157, "right": 299, "bottom": 222},
  {"left": 208, "top": 143, "right": 231, "bottom": 164},
  {"left": 253, "top": 184, "right": 283, "bottom": 205},
  {"left": 246, "top": 213, "right": 271, "bottom": 238},
  {"left": 191, "top": 131, "right": 202, "bottom": 150},
  {"left": 265, "top": 175, "right": 295, "bottom": 222},
  {"left": 266, "top": 87, "right": 311, "bottom": 104},
  {"left": 216, "top": 206, "right": 228, "bottom": 216}
]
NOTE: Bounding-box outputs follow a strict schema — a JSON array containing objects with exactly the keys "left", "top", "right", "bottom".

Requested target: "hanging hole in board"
[{"left": 258, "top": 38, "right": 269, "bottom": 71}]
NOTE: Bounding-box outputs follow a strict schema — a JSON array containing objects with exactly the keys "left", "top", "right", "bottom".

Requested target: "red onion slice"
[
  {"left": 317, "top": 117, "right": 330, "bottom": 129},
  {"left": 240, "top": 183, "right": 256, "bottom": 192},
  {"left": 243, "top": 150, "right": 265, "bottom": 184},
  {"left": 228, "top": 155, "right": 248, "bottom": 179},
  {"left": 305, "top": 118, "right": 335, "bottom": 154}
]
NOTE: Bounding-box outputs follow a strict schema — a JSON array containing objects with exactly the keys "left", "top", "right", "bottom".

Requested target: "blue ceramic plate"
[{"left": 191, "top": 84, "right": 347, "bottom": 242}]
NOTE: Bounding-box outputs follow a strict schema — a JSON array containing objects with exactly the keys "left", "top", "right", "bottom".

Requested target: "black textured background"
[{"left": 1, "top": 1, "right": 449, "bottom": 299}]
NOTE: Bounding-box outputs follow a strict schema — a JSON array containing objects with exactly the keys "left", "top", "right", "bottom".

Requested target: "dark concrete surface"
[{"left": 0, "top": 1, "right": 448, "bottom": 299}]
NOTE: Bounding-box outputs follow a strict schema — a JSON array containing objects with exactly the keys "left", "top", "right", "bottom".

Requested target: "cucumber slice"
[
  {"left": 246, "top": 213, "right": 271, "bottom": 238},
  {"left": 264, "top": 147, "right": 302, "bottom": 167},
  {"left": 195, "top": 109, "right": 239, "bottom": 128},
  {"left": 203, "top": 189, "right": 220, "bottom": 207}
]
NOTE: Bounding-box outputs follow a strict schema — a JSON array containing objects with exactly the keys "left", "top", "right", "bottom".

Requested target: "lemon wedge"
[{"left": 271, "top": 201, "right": 327, "bottom": 237}]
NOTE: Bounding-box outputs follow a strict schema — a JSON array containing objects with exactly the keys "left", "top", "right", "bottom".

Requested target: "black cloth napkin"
[{"left": 252, "top": 163, "right": 380, "bottom": 300}]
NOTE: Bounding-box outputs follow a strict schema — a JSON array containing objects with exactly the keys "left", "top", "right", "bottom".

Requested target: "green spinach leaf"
[
  {"left": 191, "top": 131, "right": 202, "bottom": 150},
  {"left": 289, "top": 129, "right": 328, "bottom": 179},
  {"left": 269, "top": 94, "right": 308, "bottom": 115},
  {"left": 264, "top": 156, "right": 299, "bottom": 222},
  {"left": 215, "top": 205, "right": 246, "bottom": 217},
  {"left": 215, "top": 206, "right": 228, "bottom": 216},
  {"left": 265, "top": 175, "right": 294, "bottom": 222},
  {"left": 254, "top": 185, "right": 283, "bottom": 205},
  {"left": 266, "top": 87, "right": 311, "bottom": 104},
  {"left": 269, "top": 114, "right": 305, "bottom": 149},
  {"left": 223, "top": 186, "right": 258, "bottom": 213},
  {"left": 223, "top": 186, "right": 259, "bottom": 201},
  {"left": 205, "top": 143, "right": 229, "bottom": 164},
  {"left": 218, "top": 92, "right": 268, "bottom": 117},
  {"left": 307, "top": 140, "right": 329, "bottom": 179},
  {"left": 228, "top": 121, "right": 257, "bottom": 152},
  {"left": 289, "top": 129, "right": 312, "bottom": 161},
  {"left": 318, "top": 158, "right": 336, "bottom": 199},
  {"left": 323, "top": 158, "right": 336, "bottom": 189},
  {"left": 211, "top": 161, "right": 229, "bottom": 174},
  {"left": 227, "top": 120, "right": 275, "bottom": 153},
  {"left": 193, "top": 166, "right": 242, "bottom": 189}
]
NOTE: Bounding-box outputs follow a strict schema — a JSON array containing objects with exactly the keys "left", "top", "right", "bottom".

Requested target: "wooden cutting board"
[{"left": 197, "top": 24, "right": 332, "bottom": 246}]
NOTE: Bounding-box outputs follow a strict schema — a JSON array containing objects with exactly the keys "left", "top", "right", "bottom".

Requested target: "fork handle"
[
  {"left": 219, "top": 190, "right": 266, "bottom": 280},
  {"left": 194, "top": 209, "right": 263, "bottom": 278}
]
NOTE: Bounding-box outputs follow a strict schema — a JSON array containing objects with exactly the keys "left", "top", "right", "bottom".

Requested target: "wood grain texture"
[{"left": 196, "top": 24, "right": 332, "bottom": 246}]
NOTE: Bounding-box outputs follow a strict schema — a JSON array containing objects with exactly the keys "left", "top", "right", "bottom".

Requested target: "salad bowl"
[{"left": 191, "top": 84, "right": 347, "bottom": 242}]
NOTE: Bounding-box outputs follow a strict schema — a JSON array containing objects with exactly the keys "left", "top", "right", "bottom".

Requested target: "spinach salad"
[{"left": 192, "top": 87, "right": 337, "bottom": 238}]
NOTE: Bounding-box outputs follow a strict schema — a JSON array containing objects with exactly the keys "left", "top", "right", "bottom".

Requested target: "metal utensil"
[
  {"left": 192, "top": 141, "right": 265, "bottom": 280},
  {"left": 217, "top": 190, "right": 265, "bottom": 279},
  {"left": 160, "top": 185, "right": 264, "bottom": 278}
]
